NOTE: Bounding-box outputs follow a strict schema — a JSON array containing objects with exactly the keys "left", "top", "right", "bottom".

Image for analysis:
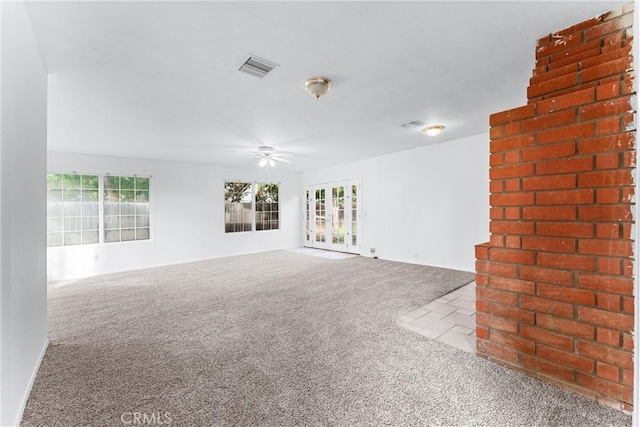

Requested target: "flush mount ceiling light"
[
  {"left": 423, "top": 125, "right": 445, "bottom": 137},
  {"left": 304, "top": 77, "right": 332, "bottom": 99}
]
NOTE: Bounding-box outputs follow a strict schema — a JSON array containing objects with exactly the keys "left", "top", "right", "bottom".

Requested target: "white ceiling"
[{"left": 26, "top": 1, "right": 626, "bottom": 172}]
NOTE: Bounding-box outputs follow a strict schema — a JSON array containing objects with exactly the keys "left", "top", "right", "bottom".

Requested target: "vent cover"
[
  {"left": 238, "top": 55, "right": 278, "bottom": 78},
  {"left": 400, "top": 120, "right": 426, "bottom": 129}
]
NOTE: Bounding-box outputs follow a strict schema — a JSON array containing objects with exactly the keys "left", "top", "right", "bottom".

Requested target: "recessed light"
[{"left": 423, "top": 125, "right": 445, "bottom": 137}]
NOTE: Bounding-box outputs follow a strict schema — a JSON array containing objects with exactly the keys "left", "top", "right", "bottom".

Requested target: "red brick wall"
[{"left": 476, "top": 3, "right": 635, "bottom": 411}]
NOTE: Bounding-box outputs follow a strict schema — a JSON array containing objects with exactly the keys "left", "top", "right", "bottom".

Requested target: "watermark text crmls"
[{"left": 121, "top": 412, "right": 172, "bottom": 425}]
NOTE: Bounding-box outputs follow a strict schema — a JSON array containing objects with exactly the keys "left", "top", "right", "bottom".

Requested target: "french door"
[{"left": 303, "top": 180, "right": 360, "bottom": 254}]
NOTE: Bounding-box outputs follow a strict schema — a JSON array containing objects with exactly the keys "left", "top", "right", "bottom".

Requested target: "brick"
[
  {"left": 623, "top": 151, "right": 635, "bottom": 167},
  {"left": 536, "top": 156, "right": 593, "bottom": 175},
  {"left": 536, "top": 222, "right": 593, "bottom": 238},
  {"left": 522, "top": 174, "right": 576, "bottom": 191},
  {"left": 490, "top": 125, "right": 505, "bottom": 139},
  {"left": 597, "top": 117, "right": 621, "bottom": 135},
  {"left": 475, "top": 244, "right": 489, "bottom": 259},
  {"left": 490, "top": 181, "right": 503, "bottom": 193},
  {"left": 596, "top": 153, "right": 619, "bottom": 170},
  {"left": 523, "top": 206, "right": 576, "bottom": 220},
  {"left": 476, "top": 326, "right": 489, "bottom": 340},
  {"left": 522, "top": 236, "right": 575, "bottom": 253},
  {"left": 537, "top": 344, "right": 595, "bottom": 373},
  {"left": 596, "top": 293, "right": 622, "bottom": 311},
  {"left": 488, "top": 248, "right": 536, "bottom": 265},
  {"left": 622, "top": 297, "right": 633, "bottom": 315},
  {"left": 578, "top": 239, "right": 632, "bottom": 257},
  {"left": 596, "top": 80, "right": 621, "bottom": 100},
  {"left": 505, "top": 122, "right": 521, "bottom": 135},
  {"left": 595, "top": 223, "right": 619, "bottom": 239},
  {"left": 582, "top": 57, "right": 632, "bottom": 83},
  {"left": 537, "top": 283, "right": 595, "bottom": 306},
  {"left": 596, "top": 327, "right": 622, "bottom": 347},
  {"left": 537, "top": 122, "right": 595, "bottom": 145},
  {"left": 477, "top": 287, "right": 518, "bottom": 305},
  {"left": 505, "top": 235, "right": 521, "bottom": 248},
  {"left": 597, "top": 258, "right": 622, "bottom": 275},
  {"left": 485, "top": 262, "right": 518, "bottom": 278},
  {"left": 476, "top": 274, "right": 489, "bottom": 286},
  {"left": 596, "top": 188, "right": 620, "bottom": 204},
  {"left": 520, "top": 266, "right": 574, "bottom": 286},
  {"left": 521, "top": 142, "right": 575, "bottom": 162},
  {"left": 577, "top": 132, "right": 635, "bottom": 154},
  {"left": 490, "top": 234, "right": 505, "bottom": 247},
  {"left": 530, "top": 62, "right": 578, "bottom": 86},
  {"left": 490, "top": 276, "right": 535, "bottom": 294},
  {"left": 477, "top": 340, "right": 518, "bottom": 362},
  {"left": 577, "top": 341, "right": 633, "bottom": 369},
  {"left": 521, "top": 355, "right": 574, "bottom": 382},
  {"left": 576, "top": 373, "right": 632, "bottom": 404},
  {"left": 536, "top": 189, "right": 594, "bottom": 205},
  {"left": 538, "top": 252, "right": 595, "bottom": 271},
  {"left": 505, "top": 151, "right": 519, "bottom": 164},
  {"left": 521, "top": 325, "right": 573, "bottom": 351},
  {"left": 622, "top": 332, "right": 634, "bottom": 351},
  {"left": 578, "top": 307, "right": 633, "bottom": 330},
  {"left": 490, "top": 207, "right": 504, "bottom": 220},
  {"left": 490, "top": 192, "right": 534, "bottom": 206},
  {"left": 491, "top": 135, "right": 536, "bottom": 153},
  {"left": 490, "top": 330, "right": 535, "bottom": 354},
  {"left": 580, "top": 96, "right": 633, "bottom": 120},
  {"left": 476, "top": 312, "right": 518, "bottom": 335},
  {"left": 578, "top": 273, "right": 633, "bottom": 295},
  {"left": 490, "top": 163, "right": 535, "bottom": 180},
  {"left": 504, "top": 179, "right": 521, "bottom": 192},
  {"left": 551, "top": 47, "right": 601, "bottom": 71},
  {"left": 528, "top": 73, "right": 579, "bottom": 99},
  {"left": 579, "top": 170, "right": 634, "bottom": 188},
  {"left": 476, "top": 299, "right": 489, "bottom": 313},
  {"left": 520, "top": 295, "right": 574, "bottom": 318},
  {"left": 596, "top": 362, "right": 621, "bottom": 382},
  {"left": 585, "top": 13, "right": 634, "bottom": 40},
  {"left": 504, "top": 207, "right": 520, "bottom": 220},
  {"left": 490, "top": 153, "right": 503, "bottom": 166},
  {"left": 490, "top": 221, "right": 535, "bottom": 235},
  {"left": 490, "top": 104, "right": 536, "bottom": 126},
  {"left": 621, "top": 187, "right": 634, "bottom": 203},
  {"left": 578, "top": 205, "right": 633, "bottom": 221},
  {"left": 622, "top": 369, "right": 633, "bottom": 386},
  {"left": 537, "top": 87, "right": 594, "bottom": 113},
  {"left": 548, "top": 38, "right": 600, "bottom": 64},
  {"left": 522, "top": 109, "right": 576, "bottom": 132},
  {"left": 536, "top": 32, "right": 583, "bottom": 58},
  {"left": 536, "top": 313, "right": 595, "bottom": 340},
  {"left": 583, "top": 44, "right": 633, "bottom": 69},
  {"left": 489, "top": 303, "right": 535, "bottom": 324}
]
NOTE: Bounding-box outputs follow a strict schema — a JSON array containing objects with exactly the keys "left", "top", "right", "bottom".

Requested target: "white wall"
[
  {"left": 47, "top": 152, "right": 301, "bottom": 281},
  {"left": 302, "top": 133, "right": 490, "bottom": 272},
  {"left": 0, "top": 2, "right": 49, "bottom": 425}
]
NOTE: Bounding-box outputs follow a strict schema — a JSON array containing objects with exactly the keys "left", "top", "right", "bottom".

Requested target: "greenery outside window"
[
  {"left": 104, "top": 175, "right": 150, "bottom": 242},
  {"left": 224, "top": 181, "right": 280, "bottom": 233}
]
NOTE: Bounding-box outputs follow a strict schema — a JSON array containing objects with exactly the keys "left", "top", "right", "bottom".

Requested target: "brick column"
[{"left": 476, "top": 3, "right": 635, "bottom": 412}]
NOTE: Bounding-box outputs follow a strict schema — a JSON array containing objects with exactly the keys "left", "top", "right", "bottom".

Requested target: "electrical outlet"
[
  {"left": 93, "top": 255, "right": 99, "bottom": 262},
  {"left": 369, "top": 247, "right": 376, "bottom": 253}
]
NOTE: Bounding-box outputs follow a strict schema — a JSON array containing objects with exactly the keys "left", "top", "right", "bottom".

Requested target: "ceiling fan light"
[
  {"left": 258, "top": 157, "right": 268, "bottom": 167},
  {"left": 304, "top": 77, "right": 332, "bottom": 99},
  {"left": 423, "top": 125, "right": 445, "bottom": 137},
  {"left": 268, "top": 158, "right": 275, "bottom": 167}
]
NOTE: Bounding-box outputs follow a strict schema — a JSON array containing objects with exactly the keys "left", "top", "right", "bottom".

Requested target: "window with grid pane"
[
  {"left": 47, "top": 173, "right": 100, "bottom": 247},
  {"left": 255, "top": 183, "right": 279, "bottom": 231},
  {"left": 224, "top": 182, "right": 252, "bottom": 233},
  {"left": 104, "top": 176, "right": 150, "bottom": 243}
]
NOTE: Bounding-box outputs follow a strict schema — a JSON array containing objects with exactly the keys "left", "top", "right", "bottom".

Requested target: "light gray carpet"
[{"left": 22, "top": 251, "right": 630, "bottom": 426}]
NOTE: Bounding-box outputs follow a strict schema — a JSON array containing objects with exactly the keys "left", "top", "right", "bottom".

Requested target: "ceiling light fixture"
[
  {"left": 304, "top": 77, "right": 332, "bottom": 99},
  {"left": 423, "top": 125, "right": 445, "bottom": 137}
]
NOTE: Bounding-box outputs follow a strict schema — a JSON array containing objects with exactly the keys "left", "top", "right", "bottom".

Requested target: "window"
[
  {"left": 47, "top": 174, "right": 99, "bottom": 247},
  {"left": 104, "top": 176, "right": 150, "bottom": 242},
  {"left": 255, "top": 183, "right": 279, "bottom": 231},
  {"left": 224, "top": 182, "right": 252, "bottom": 233},
  {"left": 46, "top": 173, "right": 151, "bottom": 247},
  {"left": 224, "top": 181, "right": 280, "bottom": 233}
]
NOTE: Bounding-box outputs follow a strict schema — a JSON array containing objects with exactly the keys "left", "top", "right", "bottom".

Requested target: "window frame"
[
  {"left": 223, "top": 180, "right": 280, "bottom": 234},
  {"left": 46, "top": 172, "right": 153, "bottom": 247}
]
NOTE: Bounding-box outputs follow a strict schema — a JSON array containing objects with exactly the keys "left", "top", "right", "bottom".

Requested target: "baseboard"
[{"left": 15, "top": 338, "right": 49, "bottom": 427}]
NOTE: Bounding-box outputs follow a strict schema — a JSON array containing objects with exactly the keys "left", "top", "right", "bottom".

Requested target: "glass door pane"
[
  {"left": 351, "top": 184, "right": 358, "bottom": 247},
  {"left": 331, "top": 186, "right": 345, "bottom": 244},
  {"left": 315, "top": 189, "right": 325, "bottom": 243}
]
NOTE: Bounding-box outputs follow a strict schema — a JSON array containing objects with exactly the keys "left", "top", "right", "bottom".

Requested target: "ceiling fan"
[{"left": 253, "top": 146, "right": 291, "bottom": 168}]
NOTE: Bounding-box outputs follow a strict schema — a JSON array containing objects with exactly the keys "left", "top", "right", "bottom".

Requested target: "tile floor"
[{"left": 396, "top": 281, "right": 477, "bottom": 353}]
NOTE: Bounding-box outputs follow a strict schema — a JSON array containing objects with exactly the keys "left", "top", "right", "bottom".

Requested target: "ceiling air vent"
[
  {"left": 238, "top": 55, "right": 278, "bottom": 78},
  {"left": 400, "top": 120, "right": 426, "bottom": 129}
]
